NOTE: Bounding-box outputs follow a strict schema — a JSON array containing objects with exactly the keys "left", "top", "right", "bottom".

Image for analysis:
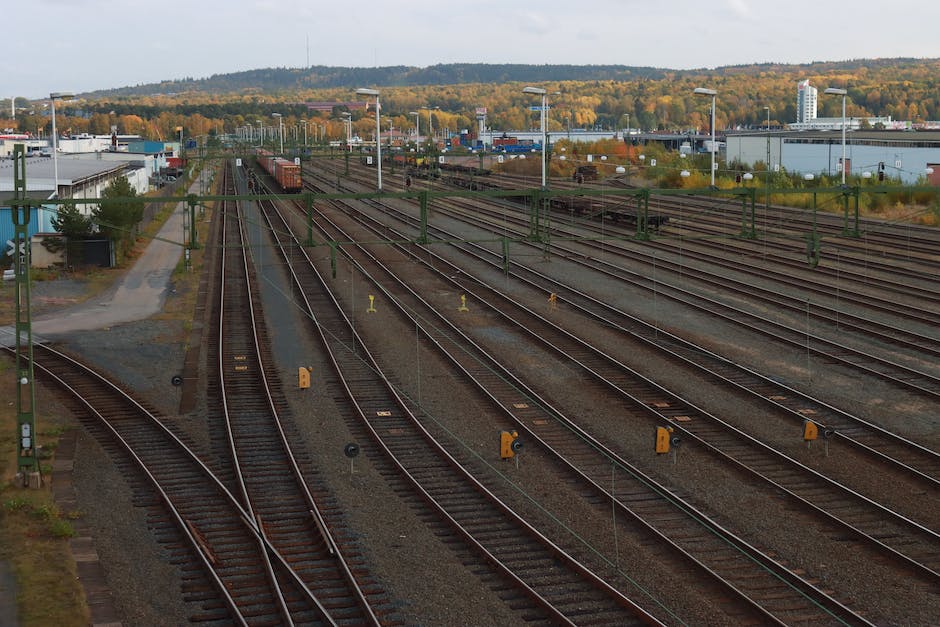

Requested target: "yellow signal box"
[
  {"left": 655, "top": 426, "right": 673, "bottom": 454},
  {"left": 500, "top": 430, "right": 520, "bottom": 459},
  {"left": 298, "top": 367, "right": 311, "bottom": 389},
  {"left": 803, "top": 420, "right": 818, "bottom": 441}
]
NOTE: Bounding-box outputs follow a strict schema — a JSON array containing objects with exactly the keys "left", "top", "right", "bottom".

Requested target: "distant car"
[{"left": 166, "top": 176, "right": 177, "bottom": 182}]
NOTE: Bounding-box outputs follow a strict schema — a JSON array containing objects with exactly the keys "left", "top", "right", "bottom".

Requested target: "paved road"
[{"left": 1, "top": 191, "right": 191, "bottom": 346}]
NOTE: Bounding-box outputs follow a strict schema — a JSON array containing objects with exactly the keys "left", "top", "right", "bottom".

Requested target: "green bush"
[
  {"left": 29, "top": 503, "right": 55, "bottom": 521},
  {"left": 3, "top": 496, "right": 31, "bottom": 513},
  {"left": 48, "top": 519, "right": 75, "bottom": 538}
]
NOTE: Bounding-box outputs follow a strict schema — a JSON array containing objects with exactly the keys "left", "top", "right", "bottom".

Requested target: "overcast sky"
[{"left": 7, "top": 0, "right": 940, "bottom": 98}]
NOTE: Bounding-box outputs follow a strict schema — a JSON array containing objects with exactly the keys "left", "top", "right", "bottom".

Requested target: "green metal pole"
[
  {"left": 843, "top": 187, "right": 860, "bottom": 237},
  {"left": 543, "top": 189, "right": 551, "bottom": 253},
  {"left": 418, "top": 190, "right": 429, "bottom": 245},
  {"left": 305, "top": 193, "right": 314, "bottom": 246},
  {"left": 635, "top": 189, "right": 651, "bottom": 240},
  {"left": 528, "top": 189, "right": 541, "bottom": 241},
  {"left": 740, "top": 188, "right": 757, "bottom": 238},
  {"left": 807, "top": 192, "right": 820, "bottom": 267},
  {"left": 12, "top": 144, "right": 39, "bottom": 483},
  {"left": 186, "top": 195, "right": 199, "bottom": 249}
]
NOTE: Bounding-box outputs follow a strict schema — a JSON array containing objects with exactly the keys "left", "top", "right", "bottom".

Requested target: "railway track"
[
  {"left": 8, "top": 341, "right": 326, "bottom": 624},
  {"left": 248, "top": 170, "right": 664, "bottom": 625},
  {"left": 502, "top": 169, "right": 940, "bottom": 264},
  {"left": 211, "top": 164, "right": 385, "bottom": 624},
  {"left": 416, "top": 178, "right": 940, "bottom": 405},
  {"left": 289, "top": 169, "right": 881, "bottom": 625},
  {"left": 303, "top": 161, "right": 940, "bottom": 578},
  {"left": 316, "top": 162, "right": 940, "bottom": 482}
]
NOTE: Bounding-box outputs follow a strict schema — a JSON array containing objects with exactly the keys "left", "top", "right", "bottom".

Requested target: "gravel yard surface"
[{"left": 25, "top": 190, "right": 940, "bottom": 625}]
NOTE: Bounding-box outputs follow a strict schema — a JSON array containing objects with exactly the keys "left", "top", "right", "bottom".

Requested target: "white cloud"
[{"left": 725, "top": 0, "right": 754, "bottom": 19}]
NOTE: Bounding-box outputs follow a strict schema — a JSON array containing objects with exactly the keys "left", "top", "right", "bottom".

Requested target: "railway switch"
[
  {"left": 803, "top": 420, "right": 818, "bottom": 441},
  {"left": 298, "top": 367, "right": 311, "bottom": 389},
  {"left": 500, "top": 430, "right": 521, "bottom": 459},
  {"left": 655, "top": 426, "right": 673, "bottom": 454}
]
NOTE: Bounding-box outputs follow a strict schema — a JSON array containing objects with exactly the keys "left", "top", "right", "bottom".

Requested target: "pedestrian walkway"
[{"left": 0, "top": 182, "right": 199, "bottom": 346}]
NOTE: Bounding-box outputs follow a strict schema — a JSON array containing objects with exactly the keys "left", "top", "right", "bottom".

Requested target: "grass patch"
[
  {"left": 0, "top": 375, "right": 90, "bottom": 625},
  {"left": 0, "top": 167, "right": 223, "bottom": 624}
]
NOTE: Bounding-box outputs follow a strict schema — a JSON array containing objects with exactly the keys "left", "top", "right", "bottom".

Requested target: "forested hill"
[
  {"left": 86, "top": 58, "right": 933, "bottom": 97},
  {"left": 90, "top": 64, "right": 668, "bottom": 97}
]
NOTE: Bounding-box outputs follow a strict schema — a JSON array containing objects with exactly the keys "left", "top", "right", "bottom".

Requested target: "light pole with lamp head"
[
  {"left": 424, "top": 106, "right": 440, "bottom": 147},
  {"left": 356, "top": 88, "right": 382, "bottom": 190},
  {"left": 271, "top": 113, "right": 284, "bottom": 154},
  {"left": 340, "top": 112, "right": 352, "bottom": 148},
  {"left": 764, "top": 106, "right": 771, "bottom": 213},
  {"left": 522, "top": 86, "right": 548, "bottom": 188},
  {"left": 49, "top": 91, "right": 74, "bottom": 199},
  {"left": 824, "top": 87, "right": 848, "bottom": 185},
  {"left": 409, "top": 111, "right": 420, "bottom": 144},
  {"left": 693, "top": 87, "right": 717, "bottom": 187}
]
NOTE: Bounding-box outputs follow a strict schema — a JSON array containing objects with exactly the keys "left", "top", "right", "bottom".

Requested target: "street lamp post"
[
  {"left": 272, "top": 113, "right": 284, "bottom": 154},
  {"left": 522, "top": 86, "right": 548, "bottom": 188},
  {"left": 49, "top": 91, "right": 74, "bottom": 198},
  {"left": 176, "top": 125, "right": 184, "bottom": 169},
  {"left": 409, "top": 111, "right": 420, "bottom": 144},
  {"left": 764, "top": 106, "right": 772, "bottom": 219},
  {"left": 341, "top": 112, "right": 352, "bottom": 149},
  {"left": 693, "top": 87, "right": 717, "bottom": 187},
  {"left": 356, "top": 88, "right": 382, "bottom": 191},
  {"left": 824, "top": 87, "right": 848, "bottom": 185}
]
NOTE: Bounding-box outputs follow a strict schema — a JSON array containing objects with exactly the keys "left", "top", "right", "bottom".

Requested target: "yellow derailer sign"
[
  {"left": 298, "top": 367, "right": 311, "bottom": 389},
  {"left": 500, "top": 430, "right": 522, "bottom": 459},
  {"left": 655, "top": 426, "right": 673, "bottom": 454},
  {"left": 803, "top": 420, "right": 818, "bottom": 441}
]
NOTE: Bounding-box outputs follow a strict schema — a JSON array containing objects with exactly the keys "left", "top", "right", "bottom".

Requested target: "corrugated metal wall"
[{"left": 0, "top": 206, "right": 59, "bottom": 252}]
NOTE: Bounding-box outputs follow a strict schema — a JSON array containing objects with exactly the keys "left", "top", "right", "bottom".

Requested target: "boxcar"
[{"left": 274, "top": 158, "right": 301, "bottom": 192}]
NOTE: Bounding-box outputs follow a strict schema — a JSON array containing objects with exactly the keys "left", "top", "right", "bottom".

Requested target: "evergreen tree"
[
  {"left": 48, "top": 201, "right": 93, "bottom": 268},
  {"left": 94, "top": 176, "right": 144, "bottom": 258}
]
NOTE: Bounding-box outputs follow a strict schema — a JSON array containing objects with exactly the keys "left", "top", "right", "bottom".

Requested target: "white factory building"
[{"left": 725, "top": 130, "right": 940, "bottom": 184}]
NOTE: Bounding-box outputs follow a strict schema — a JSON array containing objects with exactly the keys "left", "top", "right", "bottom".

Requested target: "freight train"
[{"left": 256, "top": 149, "right": 301, "bottom": 192}]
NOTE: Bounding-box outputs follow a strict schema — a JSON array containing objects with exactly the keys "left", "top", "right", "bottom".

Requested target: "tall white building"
[{"left": 797, "top": 79, "right": 817, "bottom": 124}]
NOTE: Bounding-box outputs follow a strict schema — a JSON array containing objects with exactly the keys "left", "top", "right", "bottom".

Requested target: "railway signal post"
[{"left": 10, "top": 145, "right": 41, "bottom": 487}]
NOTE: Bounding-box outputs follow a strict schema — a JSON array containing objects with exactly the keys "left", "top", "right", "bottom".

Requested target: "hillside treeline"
[{"left": 4, "top": 58, "right": 938, "bottom": 143}]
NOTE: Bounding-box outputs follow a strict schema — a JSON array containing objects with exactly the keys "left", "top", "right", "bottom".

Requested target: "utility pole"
[{"left": 11, "top": 144, "right": 41, "bottom": 487}]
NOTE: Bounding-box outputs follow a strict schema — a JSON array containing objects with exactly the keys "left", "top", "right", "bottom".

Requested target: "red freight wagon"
[{"left": 274, "top": 158, "right": 301, "bottom": 192}]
